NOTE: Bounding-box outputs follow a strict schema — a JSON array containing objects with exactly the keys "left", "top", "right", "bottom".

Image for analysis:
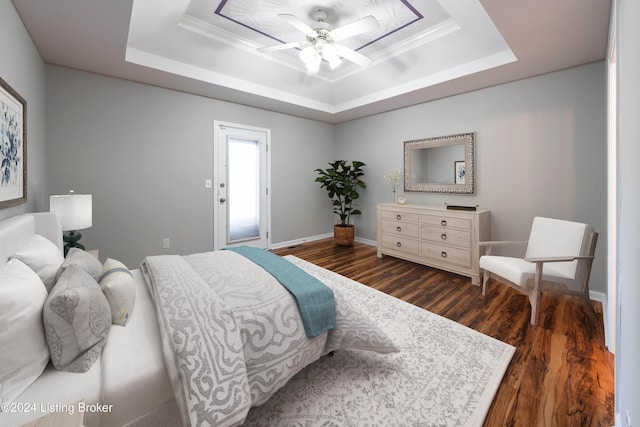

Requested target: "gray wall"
[
  {"left": 336, "top": 62, "right": 607, "bottom": 293},
  {"left": 44, "top": 60, "right": 606, "bottom": 294},
  {"left": 46, "top": 66, "right": 335, "bottom": 268},
  {"left": 0, "top": 0, "right": 47, "bottom": 220}
]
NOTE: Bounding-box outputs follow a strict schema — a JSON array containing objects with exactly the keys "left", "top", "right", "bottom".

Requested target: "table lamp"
[{"left": 50, "top": 191, "right": 92, "bottom": 256}]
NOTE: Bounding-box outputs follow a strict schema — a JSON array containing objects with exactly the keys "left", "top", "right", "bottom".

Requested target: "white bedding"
[
  {"left": 0, "top": 213, "right": 175, "bottom": 426},
  {"left": 142, "top": 251, "right": 400, "bottom": 426},
  {"left": 0, "top": 358, "right": 102, "bottom": 426},
  {"left": 0, "top": 269, "right": 175, "bottom": 427},
  {"left": 99, "top": 269, "right": 175, "bottom": 426}
]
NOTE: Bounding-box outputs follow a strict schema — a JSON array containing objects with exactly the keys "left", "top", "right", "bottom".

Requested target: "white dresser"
[{"left": 377, "top": 203, "right": 490, "bottom": 285}]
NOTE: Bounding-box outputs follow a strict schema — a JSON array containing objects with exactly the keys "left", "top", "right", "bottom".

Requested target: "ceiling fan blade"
[
  {"left": 337, "top": 45, "right": 374, "bottom": 68},
  {"left": 329, "top": 15, "right": 378, "bottom": 41},
  {"left": 278, "top": 14, "right": 317, "bottom": 37},
  {"left": 258, "top": 42, "right": 303, "bottom": 52}
]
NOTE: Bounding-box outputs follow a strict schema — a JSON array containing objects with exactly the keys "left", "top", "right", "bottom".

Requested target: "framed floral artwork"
[{"left": 0, "top": 77, "right": 26, "bottom": 208}]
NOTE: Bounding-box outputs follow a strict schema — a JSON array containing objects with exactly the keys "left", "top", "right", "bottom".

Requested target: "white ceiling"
[{"left": 12, "top": 0, "right": 611, "bottom": 124}]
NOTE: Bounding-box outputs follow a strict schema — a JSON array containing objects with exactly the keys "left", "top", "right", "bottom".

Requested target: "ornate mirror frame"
[{"left": 404, "top": 132, "right": 475, "bottom": 194}]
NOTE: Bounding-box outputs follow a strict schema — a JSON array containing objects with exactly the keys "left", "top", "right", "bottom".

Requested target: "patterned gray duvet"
[{"left": 142, "top": 250, "right": 400, "bottom": 427}]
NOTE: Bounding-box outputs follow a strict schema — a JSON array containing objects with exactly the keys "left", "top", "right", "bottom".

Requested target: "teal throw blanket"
[{"left": 226, "top": 246, "right": 336, "bottom": 338}]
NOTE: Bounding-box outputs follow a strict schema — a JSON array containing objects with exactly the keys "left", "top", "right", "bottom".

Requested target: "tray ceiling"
[
  {"left": 12, "top": 0, "right": 611, "bottom": 123},
  {"left": 126, "top": 0, "right": 515, "bottom": 115}
]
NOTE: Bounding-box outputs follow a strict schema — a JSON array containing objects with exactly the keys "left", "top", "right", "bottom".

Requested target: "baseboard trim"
[
  {"left": 270, "top": 233, "right": 333, "bottom": 250},
  {"left": 271, "top": 234, "right": 377, "bottom": 250},
  {"left": 589, "top": 289, "right": 607, "bottom": 305},
  {"left": 589, "top": 289, "right": 610, "bottom": 350},
  {"left": 355, "top": 237, "right": 376, "bottom": 246}
]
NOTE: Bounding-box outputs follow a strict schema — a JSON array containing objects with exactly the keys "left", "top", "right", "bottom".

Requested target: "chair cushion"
[
  {"left": 525, "top": 217, "right": 590, "bottom": 280},
  {"left": 480, "top": 256, "right": 535, "bottom": 287},
  {"left": 481, "top": 255, "right": 580, "bottom": 289}
]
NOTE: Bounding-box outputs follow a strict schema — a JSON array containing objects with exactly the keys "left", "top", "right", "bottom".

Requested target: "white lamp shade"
[{"left": 50, "top": 193, "right": 93, "bottom": 231}]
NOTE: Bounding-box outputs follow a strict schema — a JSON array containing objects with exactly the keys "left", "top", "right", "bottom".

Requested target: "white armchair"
[{"left": 479, "top": 217, "right": 598, "bottom": 326}]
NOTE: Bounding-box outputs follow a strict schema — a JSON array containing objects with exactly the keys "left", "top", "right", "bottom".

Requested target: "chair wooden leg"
[
  {"left": 529, "top": 263, "right": 543, "bottom": 326},
  {"left": 529, "top": 292, "right": 540, "bottom": 325},
  {"left": 482, "top": 271, "right": 489, "bottom": 295}
]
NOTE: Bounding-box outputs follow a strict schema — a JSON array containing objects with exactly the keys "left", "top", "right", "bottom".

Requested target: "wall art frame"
[{"left": 0, "top": 77, "right": 27, "bottom": 208}]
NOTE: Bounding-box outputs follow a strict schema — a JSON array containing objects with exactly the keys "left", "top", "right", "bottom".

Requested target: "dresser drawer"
[
  {"left": 421, "top": 214, "right": 471, "bottom": 230},
  {"left": 381, "top": 234, "right": 420, "bottom": 256},
  {"left": 381, "top": 209, "right": 419, "bottom": 223},
  {"left": 421, "top": 242, "right": 471, "bottom": 268},
  {"left": 421, "top": 225, "right": 471, "bottom": 249},
  {"left": 382, "top": 220, "right": 420, "bottom": 237}
]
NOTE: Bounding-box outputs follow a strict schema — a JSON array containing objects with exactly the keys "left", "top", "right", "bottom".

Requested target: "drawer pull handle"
[
  {"left": 397, "top": 214, "right": 402, "bottom": 220},
  {"left": 441, "top": 251, "right": 447, "bottom": 258},
  {"left": 397, "top": 242, "right": 402, "bottom": 248},
  {"left": 441, "top": 219, "right": 447, "bottom": 226},
  {"left": 396, "top": 226, "right": 402, "bottom": 232},
  {"left": 441, "top": 233, "right": 447, "bottom": 240}
]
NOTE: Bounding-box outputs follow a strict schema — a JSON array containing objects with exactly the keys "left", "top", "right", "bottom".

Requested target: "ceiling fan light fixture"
[
  {"left": 306, "top": 57, "right": 322, "bottom": 74},
  {"left": 262, "top": 10, "right": 377, "bottom": 75},
  {"left": 322, "top": 43, "right": 342, "bottom": 70},
  {"left": 299, "top": 45, "right": 315, "bottom": 62},
  {"left": 299, "top": 45, "right": 321, "bottom": 74}
]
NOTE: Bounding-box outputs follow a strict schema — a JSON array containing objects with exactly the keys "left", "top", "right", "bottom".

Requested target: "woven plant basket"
[{"left": 334, "top": 224, "right": 355, "bottom": 246}]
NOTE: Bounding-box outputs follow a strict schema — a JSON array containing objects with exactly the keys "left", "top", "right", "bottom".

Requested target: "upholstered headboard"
[{"left": 0, "top": 213, "right": 63, "bottom": 268}]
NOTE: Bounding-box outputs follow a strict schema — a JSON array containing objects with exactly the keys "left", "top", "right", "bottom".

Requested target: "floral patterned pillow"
[{"left": 43, "top": 267, "right": 111, "bottom": 372}]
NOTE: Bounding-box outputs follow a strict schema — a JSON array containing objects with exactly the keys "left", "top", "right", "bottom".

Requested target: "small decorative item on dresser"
[
  {"left": 444, "top": 203, "right": 478, "bottom": 211},
  {"left": 383, "top": 169, "right": 403, "bottom": 203},
  {"left": 396, "top": 195, "right": 407, "bottom": 205}
]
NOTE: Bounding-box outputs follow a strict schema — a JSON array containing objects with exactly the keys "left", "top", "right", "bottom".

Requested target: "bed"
[{"left": 0, "top": 213, "right": 515, "bottom": 426}]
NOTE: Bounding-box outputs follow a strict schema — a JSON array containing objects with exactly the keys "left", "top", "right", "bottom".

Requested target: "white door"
[{"left": 214, "top": 121, "right": 270, "bottom": 250}]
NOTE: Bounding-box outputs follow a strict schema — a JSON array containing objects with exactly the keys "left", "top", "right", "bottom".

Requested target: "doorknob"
[{"left": 219, "top": 198, "right": 226, "bottom": 203}]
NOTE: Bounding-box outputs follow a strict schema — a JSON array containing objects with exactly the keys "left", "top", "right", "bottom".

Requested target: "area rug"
[{"left": 243, "top": 256, "right": 515, "bottom": 426}]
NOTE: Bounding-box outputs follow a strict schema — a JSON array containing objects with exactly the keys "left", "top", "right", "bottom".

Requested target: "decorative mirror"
[{"left": 404, "top": 132, "right": 475, "bottom": 194}]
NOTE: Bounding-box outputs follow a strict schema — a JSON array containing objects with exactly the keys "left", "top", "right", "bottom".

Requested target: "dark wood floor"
[{"left": 272, "top": 239, "right": 615, "bottom": 427}]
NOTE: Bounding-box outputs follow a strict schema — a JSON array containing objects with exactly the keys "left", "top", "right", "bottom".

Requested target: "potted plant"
[{"left": 314, "top": 160, "right": 366, "bottom": 245}]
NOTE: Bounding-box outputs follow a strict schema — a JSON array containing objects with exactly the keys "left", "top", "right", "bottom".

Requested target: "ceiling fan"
[{"left": 258, "top": 9, "right": 379, "bottom": 74}]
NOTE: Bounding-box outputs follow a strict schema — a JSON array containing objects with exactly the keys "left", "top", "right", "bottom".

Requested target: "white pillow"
[
  {"left": 43, "top": 267, "right": 111, "bottom": 373},
  {"left": 12, "top": 234, "right": 64, "bottom": 292},
  {"left": 0, "top": 259, "right": 50, "bottom": 404},
  {"left": 99, "top": 259, "right": 136, "bottom": 326},
  {"left": 59, "top": 247, "right": 102, "bottom": 281}
]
